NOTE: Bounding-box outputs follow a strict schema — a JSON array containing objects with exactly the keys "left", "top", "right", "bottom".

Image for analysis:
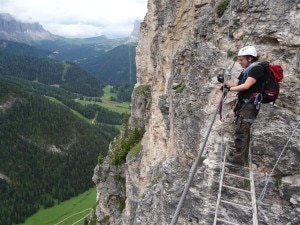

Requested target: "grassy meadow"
[
  {"left": 18, "top": 188, "right": 96, "bottom": 225},
  {"left": 76, "top": 85, "right": 130, "bottom": 114}
]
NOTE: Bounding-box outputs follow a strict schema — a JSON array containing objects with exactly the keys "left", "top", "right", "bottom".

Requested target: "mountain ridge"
[
  {"left": 0, "top": 13, "right": 55, "bottom": 43},
  {"left": 0, "top": 13, "right": 140, "bottom": 45},
  {"left": 127, "top": 19, "right": 142, "bottom": 43},
  {"left": 0, "top": 13, "right": 140, "bottom": 86},
  {"left": 0, "top": 39, "right": 53, "bottom": 57},
  {"left": 0, "top": 50, "right": 105, "bottom": 96}
]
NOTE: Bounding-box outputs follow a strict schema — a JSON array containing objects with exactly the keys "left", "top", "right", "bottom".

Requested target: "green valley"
[
  {"left": 0, "top": 81, "right": 119, "bottom": 225},
  {"left": 0, "top": 21, "right": 136, "bottom": 225}
]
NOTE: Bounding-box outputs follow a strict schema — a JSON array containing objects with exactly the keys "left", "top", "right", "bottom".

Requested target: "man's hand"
[{"left": 220, "top": 84, "right": 230, "bottom": 92}]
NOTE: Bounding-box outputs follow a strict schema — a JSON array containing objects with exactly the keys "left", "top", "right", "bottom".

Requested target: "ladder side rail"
[
  {"left": 249, "top": 146, "right": 258, "bottom": 225},
  {"left": 213, "top": 141, "right": 230, "bottom": 225}
]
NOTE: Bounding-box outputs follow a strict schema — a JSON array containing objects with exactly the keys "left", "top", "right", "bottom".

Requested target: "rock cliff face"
[{"left": 92, "top": 0, "right": 300, "bottom": 224}]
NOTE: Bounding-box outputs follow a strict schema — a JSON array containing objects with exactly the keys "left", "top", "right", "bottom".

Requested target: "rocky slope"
[{"left": 92, "top": 0, "right": 300, "bottom": 224}]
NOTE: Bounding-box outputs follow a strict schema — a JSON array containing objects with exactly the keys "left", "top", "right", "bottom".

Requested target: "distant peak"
[
  {"left": 0, "top": 13, "right": 15, "bottom": 21},
  {"left": 127, "top": 20, "right": 142, "bottom": 43},
  {"left": 0, "top": 13, "right": 54, "bottom": 43}
]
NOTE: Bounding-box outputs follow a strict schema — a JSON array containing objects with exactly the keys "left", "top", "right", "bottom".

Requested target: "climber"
[{"left": 217, "top": 46, "right": 268, "bottom": 165}]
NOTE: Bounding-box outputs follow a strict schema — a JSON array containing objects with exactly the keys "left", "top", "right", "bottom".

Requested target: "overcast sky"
[{"left": 0, "top": 0, "right": 148, "bottom": 38}]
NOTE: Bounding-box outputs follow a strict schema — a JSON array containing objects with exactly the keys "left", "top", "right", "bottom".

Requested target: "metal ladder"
[{"left": 213, "top": 140, "right": 258, "bottom": 225}]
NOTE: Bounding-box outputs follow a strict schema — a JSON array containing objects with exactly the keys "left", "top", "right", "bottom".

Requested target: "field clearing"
[
  {"left": 18, "top": 188, "right": 96, "bottom": 225},
  {"left": 76, "top": 86, "right": 130, "bottom": 114}
]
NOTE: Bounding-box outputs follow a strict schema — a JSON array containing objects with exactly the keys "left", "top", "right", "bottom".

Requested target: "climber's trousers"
[{"left": 232, "top": 102, "right": 259, "bottom": 164}]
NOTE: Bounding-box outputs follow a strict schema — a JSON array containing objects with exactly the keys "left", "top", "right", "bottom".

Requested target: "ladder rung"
[
  {"left": 225, "top": 172, "right": 250, "bottom": 180},
  {"left": 225, "top": 163, "right": 249, "bottom": 169},
  {"left": 257, "top": 201, "right": 273, "bottom": 206},
  {"left": 221, "top": 200, "right": 252, "bottom": 210},
  {"left": 222, "top": 184, "right": 251, "bottom": 193},
  {"left": 217, "top": 218, "right": 240, "bottom": 225}
]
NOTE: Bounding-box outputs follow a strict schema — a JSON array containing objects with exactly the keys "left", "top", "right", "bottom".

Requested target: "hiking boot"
[{"left": 226, "top": 155, "right": 245, "bottom": 166}]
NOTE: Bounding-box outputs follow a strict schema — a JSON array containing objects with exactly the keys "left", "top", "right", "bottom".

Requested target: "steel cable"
[{"left": 257, "top": 120, "right": 300, "bottom": 202}]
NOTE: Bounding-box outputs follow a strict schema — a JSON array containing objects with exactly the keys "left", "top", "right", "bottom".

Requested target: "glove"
[
  {"left": 217, "top": 74, "right": 224, "bottom": 83},
  {"left": 220, "top": 84, "right": 230, "bottom": 92}
]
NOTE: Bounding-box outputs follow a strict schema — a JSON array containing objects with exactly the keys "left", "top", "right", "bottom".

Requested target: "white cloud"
[{"left": 0, "top": 0, "right": 147, "bottom": 38}]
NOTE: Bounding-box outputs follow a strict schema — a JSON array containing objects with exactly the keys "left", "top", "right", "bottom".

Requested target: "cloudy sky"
[{"left": 0, "top": 0, "right": 148, "bottom": 38}]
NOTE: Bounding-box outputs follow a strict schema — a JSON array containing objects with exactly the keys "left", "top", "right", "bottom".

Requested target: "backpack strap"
[{"left": 239, "top": 62, "right": 258, "bottom": 84}]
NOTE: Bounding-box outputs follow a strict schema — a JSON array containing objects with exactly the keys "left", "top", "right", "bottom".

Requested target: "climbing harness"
[{"left": 253, "top": 93, "right": 262, "bottom": 110}]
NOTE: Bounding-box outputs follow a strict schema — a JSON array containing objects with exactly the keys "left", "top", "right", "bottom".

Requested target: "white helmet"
[{"left": 237, "top": 46, "right": 257, "bottom": 57}]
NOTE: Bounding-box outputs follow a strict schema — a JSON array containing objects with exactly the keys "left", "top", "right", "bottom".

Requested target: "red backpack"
[{"left": 257, "top": 61, "right": 284, "bottom": 103}]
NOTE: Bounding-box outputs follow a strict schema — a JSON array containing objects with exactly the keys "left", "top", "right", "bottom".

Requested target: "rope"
[
  {"left": 170, "top": 94, "right": 225, "bottom": 225},
  {"left": 257, "top": 121, "right": 300, "bottom": 202},
  {"left": 227, "top": 0, "right": 233, "bottom": 40},
  {"left": 54, "top": 208, "right": 92, "bottom": 225},
  {"left": 219, "top": 92, "right": 228, "bottom": 121}
]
